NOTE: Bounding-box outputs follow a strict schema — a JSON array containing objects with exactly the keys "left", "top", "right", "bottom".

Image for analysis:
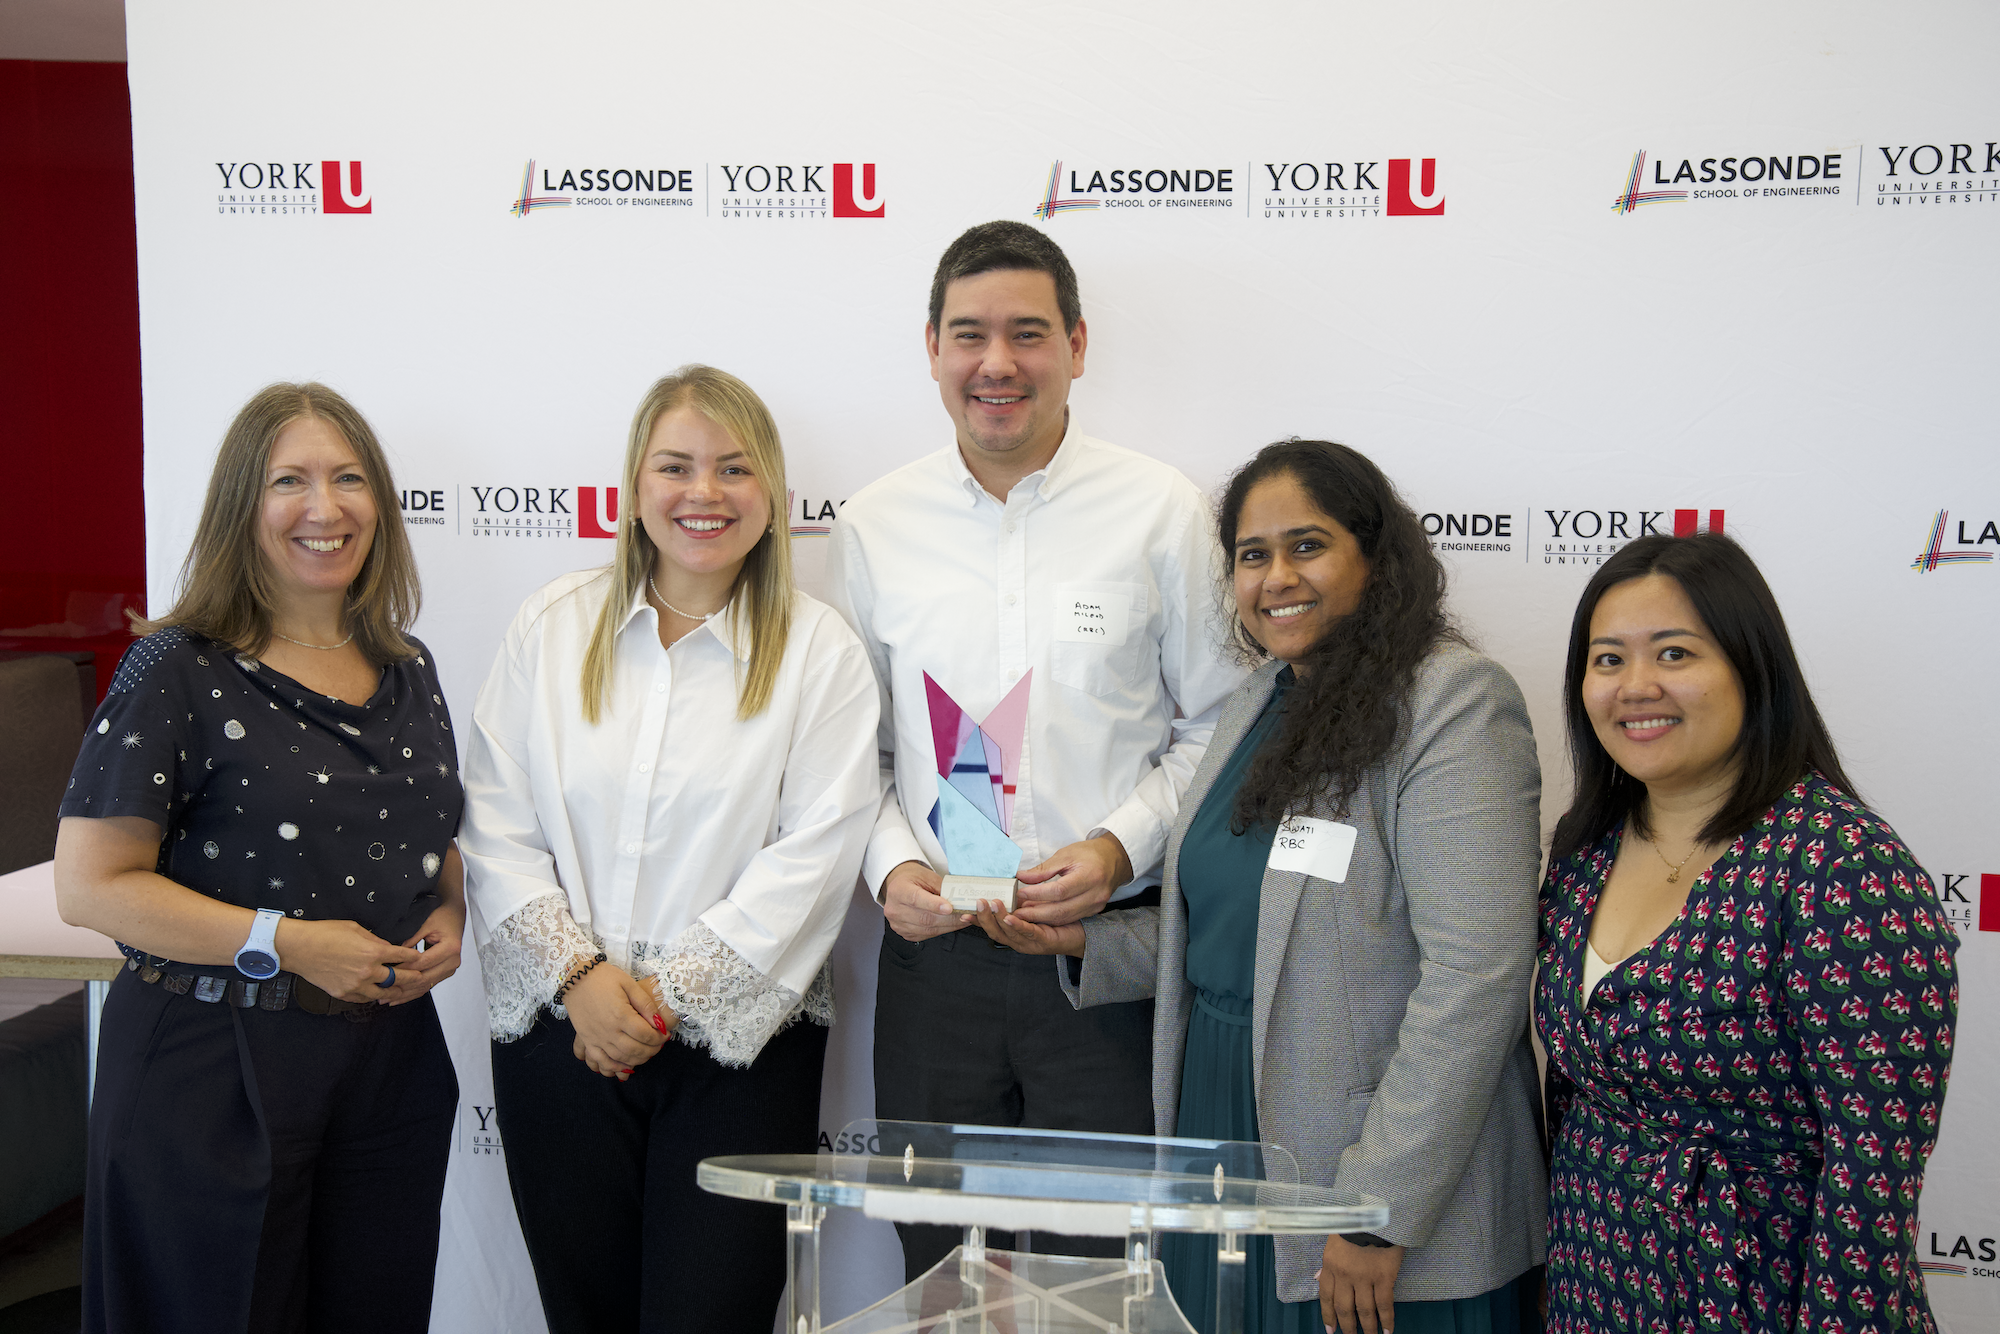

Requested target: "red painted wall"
[{"left": 0, "top": 60, "right": 144, "bottom": 696}]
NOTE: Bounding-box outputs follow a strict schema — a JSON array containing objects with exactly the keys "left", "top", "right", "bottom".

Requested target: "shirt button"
[
  {"left": 1005, "top": 594, "right": 1017, "bottom": 606},
  {"left": 655, "top": 682, "right": 666, "bottom": 693},
  {"left": 625, "top": 841, "right": 640, "bottom": 854},
  {"left": 638, "top": 762, "right": 651, "bottom": 773},
  {"left": 1005, "top": 523, "right": 1016, "bottom": 534}
]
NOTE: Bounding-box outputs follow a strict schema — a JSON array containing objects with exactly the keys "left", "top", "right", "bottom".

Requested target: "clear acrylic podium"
[{"left": 697, "top": 1119, "right": 1387, "bottom": 1334}]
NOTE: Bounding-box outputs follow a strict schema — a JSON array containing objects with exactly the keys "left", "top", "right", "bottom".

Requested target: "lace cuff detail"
[
  {"left": 632, "top": 923, "right": 834, "bottom": 1068},
  {"left": 478, "top": 891, "right": 600, "bottom": 1041}
]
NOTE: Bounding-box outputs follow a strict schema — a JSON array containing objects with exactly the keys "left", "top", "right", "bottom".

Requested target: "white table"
[{"left": 0, "top": 860, "right": 122, "bottom": 1099}]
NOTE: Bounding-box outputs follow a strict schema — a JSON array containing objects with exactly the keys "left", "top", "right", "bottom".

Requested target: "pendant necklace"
[{"left": 1650, "top": 838, "right": 1701, "bottom": 884}]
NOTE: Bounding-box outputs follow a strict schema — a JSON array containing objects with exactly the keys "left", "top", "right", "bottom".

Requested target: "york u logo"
[
  {"left": 323, "top": 160, "right": 371, "bottom": 214},
  {"left": 1936, "top": 873, "right": 2000, "bottom": 933},
  {"left": 1386, "top": 158, "right": 1444, "bottom": 216},
  {"left": 578, "top": 485, "right": 619, "bottom": 539},
  {"left": 833, "top": 163, "right": 885, "bottom": 218}
]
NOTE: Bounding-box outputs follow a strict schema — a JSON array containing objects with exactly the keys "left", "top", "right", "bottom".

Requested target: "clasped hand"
[
  {"left": 880, "top": 833, "right": 1130, "bottom": 952},
  {"left": 565, "top": 965, "right": 678, "bottom": 1080},
  {"left": 278, "top": 901, "right": 468, "bottom": 1005}
]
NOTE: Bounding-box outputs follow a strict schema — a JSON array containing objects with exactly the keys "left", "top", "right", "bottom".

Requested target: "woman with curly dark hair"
[{"left": 981, "top": 439, "right": 1547, "bottom": 1334}]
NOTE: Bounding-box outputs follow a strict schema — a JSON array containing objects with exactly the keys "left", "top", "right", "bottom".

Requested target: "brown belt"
[{"left": 127, "top": 956, "right": 380, "bottom": 1022}]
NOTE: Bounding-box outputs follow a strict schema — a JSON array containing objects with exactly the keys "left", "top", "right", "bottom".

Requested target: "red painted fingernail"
[
  {"left": 620, "top": 1067, "right": 634, "bottom": 1075},
  {"left": 650, "top": 1015, "right": 668, "bottom": 1035}
]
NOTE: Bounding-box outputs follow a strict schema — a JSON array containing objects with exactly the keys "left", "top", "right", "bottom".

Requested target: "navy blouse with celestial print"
[
  {"left": 1536, "top": 773, "right": 1956, "bottom": 1334},
  {"left": 61, "top": 628, "right": 464, "bottom": 951}
]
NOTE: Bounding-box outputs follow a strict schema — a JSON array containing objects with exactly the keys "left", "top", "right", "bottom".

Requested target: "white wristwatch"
[{"left": 234, "top": 907, "right": 285, "bottom": 980}]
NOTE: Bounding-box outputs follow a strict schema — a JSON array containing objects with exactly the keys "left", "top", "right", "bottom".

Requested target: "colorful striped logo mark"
[
  {"left": 1910, "top": 510, "right": 1995, "bottom": 572},
  {"left": 1918, "top": 1261, "right": 1966, "bottom": 1278},
  {"left": 1611, "top": 151, "right": 1688, "bottom": 214},
  {"left": 509, "top": 160, "right": 570, "bottom": 217},
  {"left": 1032, "top": 161, "right": 1100, "bottom": 219}
]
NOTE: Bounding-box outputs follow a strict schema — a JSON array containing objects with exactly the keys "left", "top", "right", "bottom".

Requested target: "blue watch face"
[{"left": 237, "top": 949, "right": 280, "bottom": 980}]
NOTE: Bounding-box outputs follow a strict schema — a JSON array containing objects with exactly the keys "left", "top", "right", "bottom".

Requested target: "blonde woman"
[
  {"left": 55, "top": 383, "right": 465, "bottom": 1334},
  {"left": 460, "top": 365, "right": 879, "bottom": 1334}
]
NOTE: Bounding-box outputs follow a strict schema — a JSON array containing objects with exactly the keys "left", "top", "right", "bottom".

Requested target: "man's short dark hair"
[{"left": 927, "top": 221, "right": 1082, "bottom": 335}]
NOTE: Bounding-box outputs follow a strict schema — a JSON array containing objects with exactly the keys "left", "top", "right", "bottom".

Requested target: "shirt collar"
[
  {"left": 617, "top": 579, "right": 754, "bottom": 662},
  {"left": 947, "top": 415, "right": 1088, "bottom": 507}
]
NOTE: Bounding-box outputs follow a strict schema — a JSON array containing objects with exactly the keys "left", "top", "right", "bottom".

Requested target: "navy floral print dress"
[{"left": 1536, "top": 774, "right": 1956, "bottom": 1334}]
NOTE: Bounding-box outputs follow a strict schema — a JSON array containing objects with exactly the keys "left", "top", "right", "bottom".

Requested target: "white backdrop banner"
[{"left": 125, "top": 2, "right": 1998, "bottom": 1329}]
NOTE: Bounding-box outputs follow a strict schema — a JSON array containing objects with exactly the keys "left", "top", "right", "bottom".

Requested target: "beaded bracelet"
[{"left": 552, "top": 952, "right": 608, "bottom": 1006}]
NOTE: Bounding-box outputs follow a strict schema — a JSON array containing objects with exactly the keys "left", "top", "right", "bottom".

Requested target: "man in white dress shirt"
[{"left": 827, "top": 220, "right": 1244, "bottom": 1279}]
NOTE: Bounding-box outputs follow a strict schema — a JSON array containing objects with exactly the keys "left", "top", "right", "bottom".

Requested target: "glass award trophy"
[{"left": 923, "top": 672, "right": 1029, "bottom": 912}]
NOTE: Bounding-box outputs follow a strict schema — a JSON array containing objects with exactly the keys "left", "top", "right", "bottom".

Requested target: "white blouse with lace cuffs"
[{"left": 459, "top": 568, "right": 880, "bottom": 1067}]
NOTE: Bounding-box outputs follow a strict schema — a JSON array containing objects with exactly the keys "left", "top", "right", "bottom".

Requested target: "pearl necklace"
[{"left": 648, "top": 575, "right": 722, "bottom": 621}]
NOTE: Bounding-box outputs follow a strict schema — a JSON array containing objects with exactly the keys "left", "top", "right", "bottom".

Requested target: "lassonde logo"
[
  {"left": 1612, "top": 147, "right": 1845, "bottom": 212},
  {"left": 1032, "top": 159, "right": 1237, "bottom": 217},
  {"left": 213, "top": 159, "right": 370, "bottom": 216},
  {"left": 508, "top": 158, "right": 697, "bottom": 216},
  {"left": 786, "top": 489, "right": 844, "bottom": 537},
  {"left": 1909, "top": 510, "right": 1997, "bottom": 572}
]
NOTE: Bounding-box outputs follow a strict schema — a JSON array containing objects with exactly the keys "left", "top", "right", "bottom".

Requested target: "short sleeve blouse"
[{"left": 61, "top": 627, "right": 465, "bottom": 950}]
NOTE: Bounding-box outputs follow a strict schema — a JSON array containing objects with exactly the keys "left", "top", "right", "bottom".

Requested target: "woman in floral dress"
[{"left": 1535, "top": 532, "right": 1955, "bottom": 1334}]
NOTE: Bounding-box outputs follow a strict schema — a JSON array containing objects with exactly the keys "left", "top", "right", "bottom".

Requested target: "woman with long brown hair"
[
  {"left": 55, "top": 382, "right": 465, "bottom": 1334},
  {"left": 459, "top": 364, "right": 879, "bottom": 1334}
]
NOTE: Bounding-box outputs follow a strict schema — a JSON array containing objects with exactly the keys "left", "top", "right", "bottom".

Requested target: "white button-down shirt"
[
  {"left": 826, "top": 427, "right": 1245, "bottom": 899},
  {"left": 459, "top": 568, "right": 879, "bottom": 1061}
]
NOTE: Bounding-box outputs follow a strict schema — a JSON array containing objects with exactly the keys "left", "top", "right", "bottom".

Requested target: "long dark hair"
[
  {"left": 1549, "top": 532, "right": 1857, "bottom": 860},
  {"left": 1220, "top": 440, "right": 1460, "bottom": 829}
]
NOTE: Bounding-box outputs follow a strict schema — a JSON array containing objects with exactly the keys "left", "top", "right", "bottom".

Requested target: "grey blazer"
[{"left": 1063, "top": 643, "right": 1548, "bottom": 1302}]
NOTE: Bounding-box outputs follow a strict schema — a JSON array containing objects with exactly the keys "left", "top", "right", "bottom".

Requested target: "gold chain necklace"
[
  {"left": 1649, "top": 838, "right": 1702, "bottom": 884},
  {"left": 271, "top": 629, "right": 354, "bottom": 651}
]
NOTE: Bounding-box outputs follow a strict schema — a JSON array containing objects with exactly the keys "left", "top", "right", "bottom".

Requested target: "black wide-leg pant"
[
  {"left": 83, "top": 968, "right": 458, "bottom": 1334},
  {"left": 490, "top": 1010, "right": 828, "bottom": 1334},
  {"left": 872, "top": 919, "right": 1156, "bottom": 1283}
]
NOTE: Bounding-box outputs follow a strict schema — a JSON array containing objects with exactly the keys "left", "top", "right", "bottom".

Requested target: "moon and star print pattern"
[{"left": 62, "top": 627, "right": 465, "bottom": 949}]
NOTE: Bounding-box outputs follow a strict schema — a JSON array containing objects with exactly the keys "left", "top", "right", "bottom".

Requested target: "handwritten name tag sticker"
[
  {"left": 1267, "top": 816, "right": 1358, "bottom": 884},
  {"left": 1053, "top": 585, "right": 1131, "bottom": 646}
]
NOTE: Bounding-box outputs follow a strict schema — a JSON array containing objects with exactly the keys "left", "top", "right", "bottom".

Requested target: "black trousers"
[
  {"left": 83, "top": 968, "right": 457, "bottom": 1334},
  {"left": 874, "top": 918, "right": 1156, "bottom": 1283},
  {"left": 490, "top": 1011, "right": 829, "bottom": 1334}
]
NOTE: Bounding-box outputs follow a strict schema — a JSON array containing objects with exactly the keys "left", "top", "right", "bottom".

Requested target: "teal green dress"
[{"left": 1159, "top": 669, "right": 1524, "bottom": 1334}]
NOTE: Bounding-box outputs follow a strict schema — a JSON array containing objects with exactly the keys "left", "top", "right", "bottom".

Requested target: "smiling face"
[
  {"left": 1583, "top": 573, "right": 1747, "bottom": 799},
  {"left": 1231, "top": 473, "right": 1371, "bottom": 671},
  {"left": 637, "top": 403, "right": 770, "bottom": 588},
  {"left": 927, "top": 267, "right": 1086, "bottom": 473},
  {"left": 256, "top": 415, "right": 377, "bottom": 607}
]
